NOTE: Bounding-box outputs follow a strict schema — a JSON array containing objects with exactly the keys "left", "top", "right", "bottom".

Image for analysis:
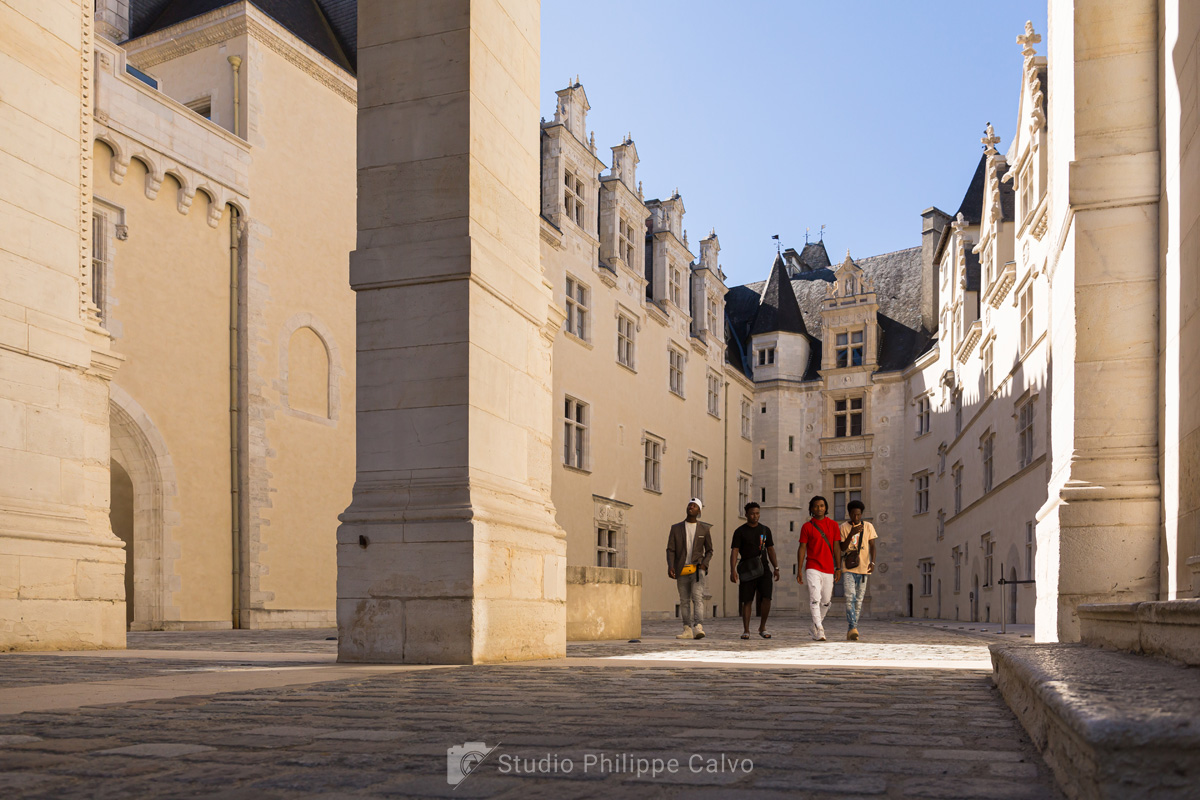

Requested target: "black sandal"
[
  {"left": 740, "top": 633, "right": 750, "bottom": 639},
  {"left": 759, "top": 631, "right": 772, "bottom": 639}
]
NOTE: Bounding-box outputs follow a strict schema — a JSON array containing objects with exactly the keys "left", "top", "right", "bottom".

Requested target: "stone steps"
[
  {"left": 990, "top": 641, "right": 1200, "bottom": 800},
  {"left": 1078, "top": 599, "right": 1200, "bottom": 666}
]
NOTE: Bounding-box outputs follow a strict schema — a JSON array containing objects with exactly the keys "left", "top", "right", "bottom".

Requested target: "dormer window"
[
  {"left": 619, "top": 216, "right": 635, "bottom": 266},
  {"left": 835, "top": 330, "right": 864, "bottom": 368},
  {"left": 564, "top": 170, "right": 585, "bottom": 227},
  {"left": 1019, "top": 161, "right": 1033, "bottom": 223},
  {"left": 669, "top": 264, "right": 683, "bottom": 307},
  {"left": 706, "top": 295, "right": 719, "bottom": 335},
  {"left": 757, "top": 347, "right": 776, "bottom": 366}
]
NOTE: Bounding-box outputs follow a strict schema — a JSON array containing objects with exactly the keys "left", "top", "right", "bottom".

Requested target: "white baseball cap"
[{"left": 688, "top": 498, "right": 703, "bottom": 511}]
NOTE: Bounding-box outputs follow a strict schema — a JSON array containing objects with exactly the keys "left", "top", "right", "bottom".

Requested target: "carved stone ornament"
[
  {"left": 115, "top": 224, "right": 128, "bottom": 240},
  {"left": 879, "top": 480, "right": 889, "bottom": 490}
]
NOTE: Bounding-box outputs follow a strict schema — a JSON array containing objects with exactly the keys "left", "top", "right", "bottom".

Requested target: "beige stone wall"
[
  {"left": 95, "top": 143, "right": 234, "bottom": 626},
  {"left": 0, "top": 0, "right": 125, "bottom": 650},
  {"left": 566, "top": 566, "right": 641, "bottom": 640}
]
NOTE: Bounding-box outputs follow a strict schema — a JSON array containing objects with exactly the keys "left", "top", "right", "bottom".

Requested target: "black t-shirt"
[{"left": 731, "top": 524, "right": 774, "bottom": 562}]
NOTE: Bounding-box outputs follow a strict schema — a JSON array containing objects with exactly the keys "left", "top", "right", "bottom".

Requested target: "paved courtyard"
[{"left": 0, "top": 619, "right": 1060, "bottom": 798}]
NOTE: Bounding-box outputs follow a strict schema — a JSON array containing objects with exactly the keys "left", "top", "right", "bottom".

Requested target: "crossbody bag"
[
  {"left": 736, "top": 531, "right": 767, "bottom": 582},
  {"left": 841, "top": 524, "right": 864, "bottom": 570},
  {"left": 808, "top": 522, "right": 841, "bottom": 573}
]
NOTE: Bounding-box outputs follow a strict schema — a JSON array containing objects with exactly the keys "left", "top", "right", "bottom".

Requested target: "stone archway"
[{"left": 109, "top": 384, "right": 181, "bottom": 630}]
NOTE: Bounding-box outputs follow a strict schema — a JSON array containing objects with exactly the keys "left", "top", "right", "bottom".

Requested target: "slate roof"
[
  {"left": 130, "top": 0, "right": 356, "bottom": 73},
  {"left": 955, "top": 153, "right": 1016, "bottom": 224},
  {"left": 750, "top": 254, "right": 809, "bottom": 336},
  {"left": 726, "top": 245, "right": 925, "bottom": 379}
]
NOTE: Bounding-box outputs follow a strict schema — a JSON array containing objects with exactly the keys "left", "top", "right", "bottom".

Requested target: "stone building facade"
[{"left": 540, "top": 82, "right": 754, "bottom": 619}]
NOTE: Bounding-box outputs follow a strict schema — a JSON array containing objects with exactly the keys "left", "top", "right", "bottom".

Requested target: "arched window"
[{"left": 287, "top": 326, "right": 330, "bottom": 418}]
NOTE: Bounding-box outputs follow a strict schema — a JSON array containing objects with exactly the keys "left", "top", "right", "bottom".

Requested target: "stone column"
[
  {"left": 338, "top": 0, "right": 566, "bottom": 664},
  {"left": 1037, "top": 0, "right": 1161, "bottom": 641}
]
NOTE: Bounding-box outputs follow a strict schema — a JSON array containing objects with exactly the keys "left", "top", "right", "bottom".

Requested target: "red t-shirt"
[{"left": 800, "top": 517, "right": 842, "bottom": 574}]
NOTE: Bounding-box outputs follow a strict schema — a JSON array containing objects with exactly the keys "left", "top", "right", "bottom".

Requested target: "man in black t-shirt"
[{"left": 729, "top": 502, "right": 780, "bottom": 639}]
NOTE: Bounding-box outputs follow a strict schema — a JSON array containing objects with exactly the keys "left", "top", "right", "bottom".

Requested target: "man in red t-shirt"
[{"left": 796, "top": 495, "right": 842, "bottom": 641}]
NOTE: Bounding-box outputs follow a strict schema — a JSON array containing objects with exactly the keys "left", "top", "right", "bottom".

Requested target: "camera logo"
[{"left": 447, "top": 742, "right": 500, "bottom": 787}]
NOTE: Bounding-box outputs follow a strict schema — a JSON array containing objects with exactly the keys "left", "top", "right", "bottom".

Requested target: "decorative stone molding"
[{"left": 275, "top": 311, "right": 344, "bottom": 426}]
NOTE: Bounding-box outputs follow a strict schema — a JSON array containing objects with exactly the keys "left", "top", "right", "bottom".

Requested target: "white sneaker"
[
  {"left": 676, "top": 626, "right": 694, "bottom": 639},
  {"left": 811, "top": 628, "right": 825, "bottom": 641},
  {"left": 693, "top": 624, "right": 705, "bottom": 639}
]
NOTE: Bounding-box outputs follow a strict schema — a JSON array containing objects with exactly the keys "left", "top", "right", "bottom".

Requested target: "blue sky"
[{"left": 541, "top": 1, "right": 1049, "bottom": 288}]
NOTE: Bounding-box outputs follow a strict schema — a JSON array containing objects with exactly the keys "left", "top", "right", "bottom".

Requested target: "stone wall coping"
[{"left": 566, "top": 565, "right": 642, "bottom": 587}]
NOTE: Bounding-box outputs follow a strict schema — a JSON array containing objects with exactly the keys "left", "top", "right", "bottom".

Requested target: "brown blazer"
[{"left": 666, "top": 520, "right": 714, "bottom": 576}]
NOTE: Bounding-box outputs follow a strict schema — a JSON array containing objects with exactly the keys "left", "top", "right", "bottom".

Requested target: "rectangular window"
[
  {"left": 788, "top": 435, "right": 794, "bottom": 452},
  {"left": 564, "top": 170, "right": 585, "bottom": 227},
  {"left": 760, "top": 487, "right": 766, "bottom": 502},
  {"left": 669, "top": 263, "right": 682, "bottom": 307},
  {"left": 1026, "top": 521, "right": 1035, "bottom": 581},
  {"left": 619, "top": 215, "right": 635, "bottom": 266},
  {"left": 834, "top": 397, "right": 864, "bottom": 438},
  {"left": 832, "top": 472, "right": 862, "bottom": 521},
  {"left": 937, "top": 509, "right": 945, "bottom": 541},
  {"left": 564, "top": 276, "right": 589, "bottom": 340},
  {"left": 689, "top": 454, "right": 706, "bottom": 502},
  {"left": 920, "top": 559, "right": 933, "bottom": 596},
  {"left": 757, "top": 347, "right": 776, "bottom": 366},
  {"left": 185, "top": 96, "right": 212, "bottom": 120},
  {"left": 1019, "top": 162, "right": 1033, "bottom": 221},
  {"left": 668, "top": 347, "right": 685, "bottom": 396},
  {"left": 707, "top": 372, "right": 721, "bottom": 417},
  {"left": 916, "top": 396, "right": 931, "bottom": 436},
  {"left": 835, "top": 329, "right": 865, "bottom": 368},
  {"left": 954, "top": 389, "right": 963, "bottom": 435},
  {"left": 596, "top": 525, "right": 619, "bottom": 567},
  {"left": 915, "top": 473, "right": 930, "bottom": 514},
  {"left": 983, "top": 534, "right": 994, "bottom": 587},
  {"left": 982, "top": 433, "right": 995, "bottom": 493},
  {"left": 983, "top": 341, "right": 994, "bottom": 397},
  {"left": 1019, "top": 284, "right": 1034, "bottom": 354},
  {"left": 563, "top": 396, "right": 588, "bottom": 470},
  {"left": 707, "top": 296, "right": 719, "bottom": 336},
  {"left": 741, "top": 398, "right": 752, "bottom": 439},
  {"left": 737, "top": 473, "right": 750, "bottom": 516},
  {"left": 90, "top": 211, "right": 107, "bottom": 324},
  {"left": 938, "top": 445, "right": 947, "bottom": 476},
  {"left": 617, "top": 314, "right": 636, "bottom": 369},
  {"left": 1017, "top": 399, "right": 1035, "bottom": 468},
  {"left": 953, "top": 546, "right": 962, "bottom": 593},
  {"left": 643, "top": 436, "right": 662, "bottom": 492},
  {"left": 953, "top": 464, "right": 963, "bottom": 514}
]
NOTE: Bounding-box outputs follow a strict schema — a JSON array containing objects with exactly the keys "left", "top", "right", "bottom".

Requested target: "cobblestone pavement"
[{"left": 0, "top": 619, "right": 1060, "bottom": 799}]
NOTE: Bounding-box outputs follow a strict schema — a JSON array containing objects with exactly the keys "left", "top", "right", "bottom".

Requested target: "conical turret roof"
[{"left": 751, "top": 253, "right": 809, "bottom": 336}]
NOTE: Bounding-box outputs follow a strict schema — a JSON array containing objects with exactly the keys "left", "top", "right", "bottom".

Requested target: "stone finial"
[
  {"left": 1017, "top": 21, "right": 1041, "bottom": 59},
  {"left": 981, "top": 122, "right": 1001, "bottom": 156},
  {"left": 952, "top": 211, "right": 966, "bottom": 232},
  {"left": 554, "top": 94, "right": 565, "bottom": 124},
  {"left": 589, "top": 131, "right": 596, "bottom": 154},
  {"left": 683, "top": 230, "right": 689, "bottom": 247},
  {"left": 637, "top": 180, "right": 643, "bottom": 200}
]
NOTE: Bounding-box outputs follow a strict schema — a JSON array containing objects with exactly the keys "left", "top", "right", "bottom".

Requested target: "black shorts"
[{"left": 738, "top": 569, "right": 773, "bottom": 605}]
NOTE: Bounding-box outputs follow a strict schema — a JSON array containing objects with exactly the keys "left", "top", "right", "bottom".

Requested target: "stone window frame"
[
  {"left": 706, "top": 370, "right": 721, "bottom": 418},
  {"left": 616, "top": 310, "right": 637, "bottom": 371},
  {"left": 1025, "top": 521, "right": 1035, "bottom": 581},
  {"left": 913, "top": 471, "right": 931, "bottom": 515},
  {"left": 953, "top": 388, "right": 963, "bottom": 436},
  {"left": 740, "top": 397, "right": 752, "bottom": 440},
  {"left": 756, "top": 346, "right": 776, "bottom": 366},
  {"left": 92, "top": 197, "right": 127, "bottom": 333},
  {"left": 938, "top": 442, "right": 948, "bottom": 476},
  {"left": 834, "top": 328, "right": 865, "bottom": 368},
  {"left": 618, "top": 214, "right": 636, "bottom": 266},
  {"left": 688, "top": 451, "right": 707, "bottom": 503},
  {"left": 642, "top": 431, "right": 664, "bottom": 494},
  {"left": 915, "top": 393, "right": 932, "bottom": 437},
  {"left": 593, "top": 496, "right": 630, "bottom": 570},
  {"left": 669, "top": 261, "right": 683, "bottom": 308},
  {"left": 563, "top": 166, "right": 585, "bottom": 228},
  {"left": 830, "top": 470, "right": 863, "bottom": 522},
  {"left": 277, "top": 312, "right": 343, "bottom": 426},
  {"left": 563, "top": 395, "right": 589, "bottom": 472},
  {"left": 833, "top": 395, "right": 865, "bottom": 438},
  {"left": 982, "top": 337, "right": 995, "bottom": 397},
  {"left": 596, "top": 524, "right": 621, "bottom": 567},
  {"left": 737, "top": 472, "right": 751, "bottom": 517},
  {"left": 564, "top": 274, "right": 590, "bottom": 342},
  {"left": 668, "top": 344, "right": 686, "bottom": 398},
  {"left": 952, "top": 546, "right": 963, "bottom": 593},
  {"left": 952, "top": 461, "right": 963, "bottom": 514},
  {"left": 1018, "top": 280, "right": 1035, "bottom": 356},
  {"left": 706, "top": 293, "right": 720, "bottom": 337},
  {"left": 980, "top": 429, "right": 995, "bottom": 494},
  {"left": 1016, "top": 393, "right": 1036, "bottom": 469},
  {"left": 937, "top": 508, "right": 946, "bottom": 541},
  {"left": 919, "top": 558, "right": 934, "bottom": 597},
  {"left": 982, "top": 532, "right": 995, "bottom": 588}
]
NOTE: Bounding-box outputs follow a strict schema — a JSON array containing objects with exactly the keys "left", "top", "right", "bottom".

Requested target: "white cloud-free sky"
[{"left": 541, "top": 1, "right": 1049, "bottom": 288}]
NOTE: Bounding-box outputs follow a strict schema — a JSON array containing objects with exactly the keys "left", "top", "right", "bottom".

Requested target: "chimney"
[{"left": 921, "top": 207, "right": 952, "bottom": 333}]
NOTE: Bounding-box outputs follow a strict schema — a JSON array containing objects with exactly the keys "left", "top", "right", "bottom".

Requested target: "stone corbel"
[
  {"left": 178, "top": 186, "right": 195, "bottom": 215},
  {"left": 145, "top": 171, "right": 162, "bottom": 200},
  {"left": 207, "top": 201, "right": 223, "bottom": 228},
  {"left": 115, "top": 223, "right": 128, "bottom": 240},
  {"left": 111, "top": 156, "right": 128, "bottom": 185}
]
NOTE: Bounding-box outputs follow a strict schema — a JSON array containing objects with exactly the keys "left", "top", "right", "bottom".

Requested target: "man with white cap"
[{"left": 666, "top": 498, "right": 714, "bottom": 639}]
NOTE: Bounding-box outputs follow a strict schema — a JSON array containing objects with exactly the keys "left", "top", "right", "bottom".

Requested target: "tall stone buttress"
[{"left": 338, "top": 0, "right": 567, "bottom": 663}]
